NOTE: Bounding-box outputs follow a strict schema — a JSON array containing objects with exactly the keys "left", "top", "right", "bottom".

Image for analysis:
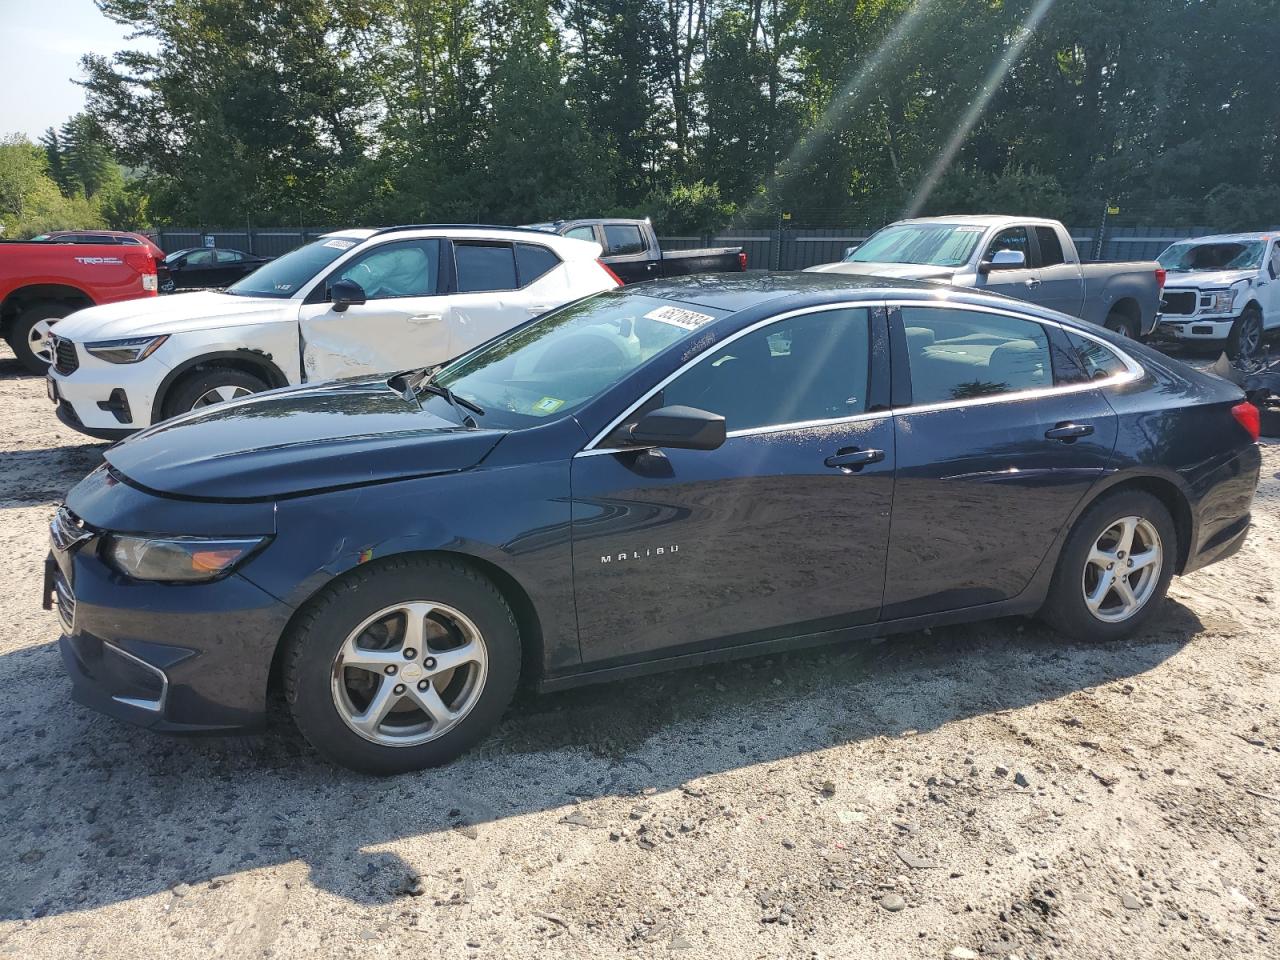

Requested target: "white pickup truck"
[
  {"left": 1155, "top": 232, "right": 1280, "bottom": 358},
  {"left": 806, "top": 215, "right": 1165, "bottom": 338}
]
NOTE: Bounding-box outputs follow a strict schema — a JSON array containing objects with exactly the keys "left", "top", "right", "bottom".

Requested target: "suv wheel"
[
  {"left": 1041, "top": 490, "right": 1176, "bottom": 641},
  {"left": 162, "top": 367, "right": 269, "bottom": 418},
  {"left": 1227, "top": 304, "right": 1263, "bottom": 360},
  {"left": 283, "top": 557, "right": 521, "bottom": 775}
]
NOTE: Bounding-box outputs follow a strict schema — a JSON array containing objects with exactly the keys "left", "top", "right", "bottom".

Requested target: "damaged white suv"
[{"left": 46, "top": 225, "right": 620, "bottom": 438}]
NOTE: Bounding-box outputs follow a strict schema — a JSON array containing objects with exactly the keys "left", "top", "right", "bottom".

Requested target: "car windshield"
[
  {"left": 1158, "top": 240, "right": 1265, "bottom": 272},
  {"left": 847, "top": 223, "right": 985, "bottom": 266},
  {"left": 224, "top": 236, "right": 363, "bottom": 297},
  {"left": 425, "top": 292, "right": 727, "bottom": 429}
]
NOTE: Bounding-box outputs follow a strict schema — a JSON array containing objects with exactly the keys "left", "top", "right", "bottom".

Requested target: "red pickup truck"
[{"left": 1, "top": 240, "right": 159, "bottom": 373}]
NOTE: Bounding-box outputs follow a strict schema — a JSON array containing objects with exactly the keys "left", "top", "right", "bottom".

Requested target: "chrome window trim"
[
  {"left": 575, "top": 297, "right": 1145, "bottom": 456},
  {"left": 578, "top": 300, "right": 882, "bottom": 455},
  {"left": 105, "top": 642, "right": 169, "bottom": 713}
]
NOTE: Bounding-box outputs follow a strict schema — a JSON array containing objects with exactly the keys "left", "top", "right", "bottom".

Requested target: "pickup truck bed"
[{"left": 528, "top": 218, "right": 746, "bottom": 284}]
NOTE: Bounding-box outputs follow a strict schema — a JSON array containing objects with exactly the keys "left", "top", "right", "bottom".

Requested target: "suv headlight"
[
  {"left": 85, "top": 335, "right": 169, "bottom": 364},
  {"left": 102, "top": 535, "right": 268, "bottom": 582}
]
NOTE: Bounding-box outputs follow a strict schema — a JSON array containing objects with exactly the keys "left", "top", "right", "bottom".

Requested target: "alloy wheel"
[
  {"left": 1239, "top": 313, "right": 1262, "bottom": 358},
  {"left": 28, "top": 319, "right": 54, "bottom": 364},
  {"left": 330, "top": 601, "right": 489, "bottom": 747},
  {"left": 1082, "top": 516, "right": 1163, "bottom": 623},
  {"left": 191, "top": 384, "right": 252, "bottom": 408}
]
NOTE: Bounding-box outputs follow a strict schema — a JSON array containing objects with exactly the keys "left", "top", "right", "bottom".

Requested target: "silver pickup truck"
[{"left": 806, "top": 215, "right": 1164, "bottom": 337}]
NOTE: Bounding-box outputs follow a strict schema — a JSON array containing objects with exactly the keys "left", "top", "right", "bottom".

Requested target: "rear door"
[
  {"left": 297, "top": 237, "right": 451, "bottom": 380},
  {"left": 600, "top": 222, "right": 657, "bottom": 283},
  {"left": 883, "top": 302, "right": 1118, "bottom": 618},
  {"left": 447, "top": 239, "right": 572, "bottom": 354},
  {"left": 570, "top": 304, "right": 894, "bottom": 666},
  {"left": 1032, "top": 225, "right": 1086, "bottom": 317}
]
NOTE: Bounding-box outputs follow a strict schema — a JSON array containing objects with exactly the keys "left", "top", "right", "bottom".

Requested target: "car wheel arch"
[
  {"left": 1105, "top": 298, "right": 1141, "bottom": 334},
  {"left": 264, "top": 548, "right": 546, "bottom": 709},
  {"left": 1075, "top": 473, "right": 1195, "bottom": 574},
  {"left": 151, "top": 350, "right": 289, "bottom": 423},
  {"left": 1, "top": 283, "right": 94, "bottom": 332}
]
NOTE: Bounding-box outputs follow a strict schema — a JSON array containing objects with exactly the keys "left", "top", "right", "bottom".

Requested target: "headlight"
[
  {"left": 102, "top": 535, "right": 268, "bottom": 582},
  {"left": 1207, "top": 289, "right": 1237, "bottom": 314},
  {"left": 84, "top": 335, "right": 169, "bottom": 364}
]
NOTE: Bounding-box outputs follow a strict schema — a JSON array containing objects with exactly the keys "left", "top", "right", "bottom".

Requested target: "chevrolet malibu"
[{"left": 47, "top": 274, "right": 1261, "bottom": 774}]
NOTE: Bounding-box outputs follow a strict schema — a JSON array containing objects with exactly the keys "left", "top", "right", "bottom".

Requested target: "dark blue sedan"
[{"left": 47, "top": 274, "right": 1261, "bottom": 773}]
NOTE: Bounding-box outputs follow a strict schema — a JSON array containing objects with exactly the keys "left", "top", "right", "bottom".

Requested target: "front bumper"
[
  {"left": 1156, "top": 314, "right": 1237, "bottom": 341},
  {"left": 47, "top": 347, "right": 171, "bottom": 434},
  {"left": 48, "top": 506, "right": 294, "bottom": 736}
]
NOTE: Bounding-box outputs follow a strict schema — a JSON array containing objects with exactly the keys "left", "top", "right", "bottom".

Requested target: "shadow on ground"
[{"left": 0, "top": 600, "right": 1202, "bottom": 920}]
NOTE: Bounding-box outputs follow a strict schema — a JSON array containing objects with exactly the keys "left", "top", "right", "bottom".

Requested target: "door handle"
[
  {"left": 824, "top": 447, "right": 885, "bottom": 471},
  {"left": 409, "top": 313, "right": 443, "bottom": 324},
  {"left": 1045, "top": 422, "right": 1094, "bottom": 441},
  {"left": 1025, "top": 278, "right": 1042, "bottom": 289}
]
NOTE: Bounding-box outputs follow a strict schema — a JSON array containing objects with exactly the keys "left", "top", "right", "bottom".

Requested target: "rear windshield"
[
  {"left": 847, "top": 223, "right": 985, "bottom": 267},
  {"left": 1158, "top": 240, "right": 1264, "bottom": 272},
  {"left": 428, "top": 292, "right": 727, "bottom": 429},
  {"left": 224, "top": 236, "right": 363, "bottom": 297}
]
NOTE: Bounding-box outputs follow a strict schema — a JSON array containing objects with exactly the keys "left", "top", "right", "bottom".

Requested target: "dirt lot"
[{"left": 0, "top": 343, "right": 1277, "bottom": 960}]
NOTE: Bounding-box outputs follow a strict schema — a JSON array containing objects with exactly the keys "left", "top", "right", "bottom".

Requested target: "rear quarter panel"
[{"left": 1078, "top": 261, "right": 1161, "bottom": 332}]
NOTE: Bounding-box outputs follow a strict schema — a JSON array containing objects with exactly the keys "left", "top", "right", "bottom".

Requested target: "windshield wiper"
[{"left": 418, "top": 380, "right": 485, "bottom": 427}]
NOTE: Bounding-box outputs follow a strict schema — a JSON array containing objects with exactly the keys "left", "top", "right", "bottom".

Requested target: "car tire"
[
  {"left": 6, "top": 302, "right": 68, "bottom": 374},
  {"left": 282, "top": 556, "right": 521, "bottom": 775},
  {"left": 1041, "top": 490, "right": 1176, "bottom": 642},
  {"left": 1227, "top": 305, "right": 1263, "bottom": 360},
  {"left": 1104, "top": 309, "right": 1139, "bottom": 340},
  {"left": 162, "top": 367, "right": 269, "bottom": 418}
]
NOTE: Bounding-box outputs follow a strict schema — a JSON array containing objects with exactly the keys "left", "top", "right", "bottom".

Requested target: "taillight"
[
  {"left": 1155, "top": 267, "right": 1166, "bottom": 291},
  {"left": 597, "top": 259, "right": 624, "bottom": 287},
  {"left": 1231, "top": 401, "right": 1260, "bottom": 441},
  {"left": 738, "top": 251, "right": 748, "bottom": 271}
]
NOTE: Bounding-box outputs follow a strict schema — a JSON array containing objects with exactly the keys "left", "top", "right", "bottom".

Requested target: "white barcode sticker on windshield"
[
  {"left": 644, "top": 306, "right": 715, "bottom": 329},
  {"left": 323, "top": 238, "right": 357, "bottom": 249},
  {"left": 954, "top": 226, "right": 985, "bottom": 232}
]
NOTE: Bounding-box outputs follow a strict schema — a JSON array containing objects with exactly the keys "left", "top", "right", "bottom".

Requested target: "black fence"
[{"left": 154, "top": 223, "right": 1280, "bottom": 268}]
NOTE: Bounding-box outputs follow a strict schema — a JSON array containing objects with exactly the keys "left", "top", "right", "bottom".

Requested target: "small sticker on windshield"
[
  {"left": 274, "top": 283, "right": 294, "bottom": 292},
  {"left": 644, "top": 306, "right": 716, "bottom": 330},
  {"left": 322, "top": 238, "right": 357, "bottom": 250},
  {"left": 533, "top": 397, "right": 565, "bottom": 414},
  {"left": 954, "top": 226, "right": 985, "bottom": 232}
]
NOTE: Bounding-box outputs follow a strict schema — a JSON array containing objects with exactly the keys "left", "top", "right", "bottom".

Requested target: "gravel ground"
[{"left": 0, "top": 342, "right": 1277, "bottom": 960}]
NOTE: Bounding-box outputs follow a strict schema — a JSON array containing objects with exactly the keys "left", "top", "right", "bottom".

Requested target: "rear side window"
[
  {"left": 662, "top": 308, "right": 870, "bottom": 432},
  {"left": 455, "top": 242, "right": 517, "bottom": 292},
  {"left": 1035, "top": 227, "right": 1065, "bottom": 267},
  {"left": 515, "top": 243, "right": 560, "bottom": 286},
  {"left": 900, "top": 306, "right": 1051, "bottom": 404},
  {"left": 216, "top": 249, "right": 245, "bottom": 263},
  {"left": 1064, "top": 331, "right": 1128, "bottom": 380},
  {"left": 603, "top": 224, "right": 646, "bottom": 256}
]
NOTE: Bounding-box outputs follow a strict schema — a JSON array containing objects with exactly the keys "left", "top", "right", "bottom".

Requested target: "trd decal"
[
  {"left": 600, "top": 545, "right": 679, "bottom": 564},
  {"left": 73, "top": 256, "right": 125, "bottom": 265}
]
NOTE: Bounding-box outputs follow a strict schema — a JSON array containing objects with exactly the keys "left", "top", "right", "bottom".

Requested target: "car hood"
[
  {"left": 104, "top": 376, "right": 506, "bottom": 501},
  {"left": 1160, "top": 269, "right": 1255, "bottom": 289},
  {"left": 803, "top": 261, "right": 959, "bottom": 282},
  {"left": 52, "top": 291, "right": 294, "bottom": 341}
]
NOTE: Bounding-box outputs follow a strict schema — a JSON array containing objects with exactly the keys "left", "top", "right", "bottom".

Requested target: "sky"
[{"left": 0, "top": 0, "right": 148, "bottom": 140}]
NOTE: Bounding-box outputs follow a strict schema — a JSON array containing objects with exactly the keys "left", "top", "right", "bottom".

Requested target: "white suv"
[
  {"left": 46, "top": 225, "right": 621, "bottom": 438},
  {"left": 1156, "top": 232, "right": 1280, "bottom": 358}
]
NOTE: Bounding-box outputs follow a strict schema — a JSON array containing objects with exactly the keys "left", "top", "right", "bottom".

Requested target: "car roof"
[{"left": 321, "top": 225, "right": 599, "bottom": 252}]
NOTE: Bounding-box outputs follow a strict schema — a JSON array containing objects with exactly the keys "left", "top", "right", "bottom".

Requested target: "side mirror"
[
  {"left": 628, "top": 405, "right": 725, "bottom": 451},
  {"left": 980, "top": 249, "right": 1026, "bottom": 274},
  {"left": 843, "top": 245, "right": 859, "bottom": 260},
  {"left": 329, "top": 278, "right": 367, "bottom": 312}
]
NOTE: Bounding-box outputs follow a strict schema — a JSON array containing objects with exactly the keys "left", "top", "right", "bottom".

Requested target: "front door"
[
  {"left": 883, "top": 304, "right": 1117, "bottom": 618},
  {"left": 298, "top": 237, "right": 451, "bottom": 380},
  {"left": 977, "top": 226, "right": 1042, "bottom": 307},
  {"left": 570, "top": 305, "right": 894, "bottom": 667}
]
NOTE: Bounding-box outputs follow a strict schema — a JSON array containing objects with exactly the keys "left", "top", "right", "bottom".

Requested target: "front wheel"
[
  {"left": 161, "top": 367, "right": 269, "bottom": 418},
  {"left": 1041, "top": 490, "right": 1176, "bottom": 641},
  {"left": 1227, "top": 305, "right": 1263, "bottom": 360},
  {"left": 283, "top": 557, "right": 521, "bottom": 774}
]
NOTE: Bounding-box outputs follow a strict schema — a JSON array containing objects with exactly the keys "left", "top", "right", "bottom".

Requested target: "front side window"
[
  {"left": 186, "top": 249, "right": 216, "bottom": 266},
  {"left": 847, "top": 223, "right": 985, "bottom": 266},
  {"left": 455, "top": 241, "right": 517, "bottom": 292},
  {"left": 429, "top": 292, "right": 728, "bottom": 429},
  {"left": 901, "top": 306, "right": 1051, "bottom": 404},
  {"left": 660, "top": 308, "right": 870, "bottom": 432},
  {"left": 603, "top": 224, "right": 646, "bottom": 256},
  {"left": 564, "top": 225, "right": 596, "bottom": 243},
  {"left": 330, "top": 239, "right": 440, "bottom": 300},
  {"left": 985, "top": 227, "right": 1030, "bottom": 263},
  {"left": 227, "top": 235, "right": 364, "bottom": 298}
]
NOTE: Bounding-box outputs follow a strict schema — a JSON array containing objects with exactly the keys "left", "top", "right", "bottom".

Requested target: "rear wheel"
[
  {"left": 1041, "top": 490, "right": 1176, "bottom": 641},
  {"left": 1104, "top": 308, "right": 1139, "bottom": 340},
  {"left": 5, "top": 302, "right": 69, "bottom": 374},
  {"left": 283, "top": 557, "right": 521, "bottom": 775},
  {"left": 1227, "top": 304, "right": 1263, "bottom": 360},
  {"left": 161, "top": 367, "right": 269, "bottom": 418}
]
